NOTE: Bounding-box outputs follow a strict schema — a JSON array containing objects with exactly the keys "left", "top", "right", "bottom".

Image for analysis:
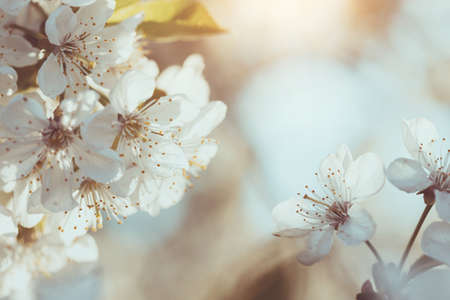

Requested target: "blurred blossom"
[
  {"left": 0, "top": 214, "right": 98, "bottom": 300},
  {"left": 236, "top": 57, "right": 372, "bottom": 207}
]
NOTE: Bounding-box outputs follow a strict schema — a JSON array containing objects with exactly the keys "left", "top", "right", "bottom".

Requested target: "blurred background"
[{"left": 41, "top": 0, "right": 450, "bottom": 299}]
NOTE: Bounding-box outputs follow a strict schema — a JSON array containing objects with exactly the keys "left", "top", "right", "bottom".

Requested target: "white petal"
[
  {"left": 134, "top": 177, "right": 159, "bottom": 216},
  {"left": 435, "top": 191, "right": 450, "bottom": 222},
  {"left": 422, "top": 222, "right": 450, "bottom": 266},
  {"left": 1, "top": 95, "right": 48, "bottom": 135},
  {"left": 402, "top": 118, "right": 439, "bottom": 161},
  {"left": 272, "top": 198, "right": 312, "bottom": 236},
  {"left": 297, "top": 227, "right": 334, "bottom": 265},
  {"left": 72, "top": 139, "right": 123, "bottom": 183},
  {"left": 41, "top": 165, "right": 77, "bottom": 212},
  {"left": 66, "top": 234, "right": 98, "bottom": 262},
  {"left": 11, "top": 176, "right": 43, "bottom": 228},
  {"left": 0, "top": 106, "right": 13, "bottom": 138},
  {"left": 0, "top": 206, "right": 17, "bottom": 236},
  {"left": 60, "top": 61, "right": 88, "bottom": 99},
  {"left": 60, "top": 90, "right": 99, "bottom": 128},
  {"left": 98, "top": 13, "right": 142, "bottom": 65},
  {"left": 74, "top": 0, "right": 115, "bottom": 35},
  {"left": 386, "top": 158, "right": 432, "bottom": 193},
  {"left": 110, "top": 167, "right": 139, "bottom": 197},
  {"left": 62, "top": 0, "right": 96, "bottom": 6},
  {"left": 157, "top": 54, "right": 210, "bottom": 108},
  {"left": 319, "top": 153, "right": 344, "bottom": 182},
  {"left": 0, "top": 35, "right": 39, "bottom": 67},
  {"left": 158, "top": 174, "right": 187, "bottom": 209},
  {"left": 89, "top": 57, "right": 155, "bottom": 95},
  {"left": 185, "top": 141, "right": 218, "bottom": 177},
  {"left": 0, "top": 0, "right": 29, "bottom": 15},
  {"left": 345, "top": 152, "right": 385, "bottom": 200},
  {"left": 181, "top": 101, "right": 227, "bottom": 140},
  {"left": 27, "top": 184, "right": 46, "bottom": 214},
  {"left": 0, "top": 264, "right": 32, "bottom": 298},
  {"left": 336, "top": 144, "right": 353, "bottom": 170},
  {"left": 0, "top": 65, "right": 17, "bottom": 104},
  {"left": 336, "top": 205, "right": 375, "bottom": 245},
  {"left": 145, "top": 94, "right": 200, "bottom": 128},
  {"left": 0, "top": 139, "right": 44, "bottom": 182},
  {"left": 15, "top": 209, "right": 43, "bottom": 228},
  {"left": 372, "top": 262, "right": 402, "bottom": 295},
  {"left": 82, "top": 106, "right": 120, "bottom": 150},
  {"left": 274, "top": 228, "right": 312, "bottom": 238},
  {"left": 37, "top": 53, "right": 66, "bottom": 98},
  {"left": 136, "top": 58, "right": 159, "bottom": 78},
  {"left": 0, "top": 125, "right": 12, "bottom": 139},
  {"left": 405, "top": 269, "right": 450, "bottom": 300},
  {"left": 48, "top": 201, "right": 91, "bottom": 244},
  {"left": 37, "top": 238, "right": 69, "bottom": 273},
  {"left": 110, "top": 193, "right": 137, "bottom": 217},
  {"left": 156, "top": 66, "right": 181, "bottom": 88},
  {"left": 143, "top": 142, "right": 188, "bottom": 177},
  {"left": 45, "top": 5, "right": 77, "bottom": 46},
  {"left": 109, "top": 71, "right": 155, "bottom": 114}
]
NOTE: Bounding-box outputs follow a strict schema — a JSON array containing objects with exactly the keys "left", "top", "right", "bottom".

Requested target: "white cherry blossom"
[
  {"left": 83, "top": 71, "right": 203, "bottom": 215},
  {"left": 272, "top": 145, "right": 385, "bottom": 265},
  {"left": 386, "top": 118, "right": 449, "bottom": 221},
  {"left": 0, "top": 91, "right": 123, "bottom": 213},
  {"left": 88, "top": 58, "right": 226, "bottom": 216},
  {"left": 37, "top": 0, "right": 141, "bottom": 98},
  {"left": 130, "top": 56, "right": 225, "bottom": 215},
  {"left": 0, "top": 213, "right": 98, "bottom": 299},
  {"left": 55, "top": 175, "right": 138, "bottom": 238},
  {"left": 83, "top": 70, "right": 199, "bottom": 177},
  {"left": 132, "top": 100, "right": 227, "bottom": 216}
]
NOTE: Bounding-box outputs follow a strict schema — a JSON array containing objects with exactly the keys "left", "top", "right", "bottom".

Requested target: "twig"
[
  {"left": 365, "top": 240, "right": 384, "bottom": 264},
  {"left": 399, "top": 190, "right": 435, "bottom": 270}
]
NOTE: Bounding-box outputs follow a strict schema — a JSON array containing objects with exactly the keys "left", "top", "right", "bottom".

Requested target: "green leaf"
[
  {"left": 108, "top": 0, "right": 225, "bottom": 42},
  {"left": 115, "top": 0, "right": 140, "bottom": 10},
  {"left": 139, "top": 2, "right": 226, "bottom": 41},
  {"left": 109, "top": 0, "right": 192, "bottom": 24}
]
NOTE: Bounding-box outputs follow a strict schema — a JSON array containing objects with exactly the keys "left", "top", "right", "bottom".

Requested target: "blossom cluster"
[
  {"left": 0, "top": 0, "right": 226, "bottom": 297},
  {"left": 272, "top": 118, "right": 449, "bottom": 299}
]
